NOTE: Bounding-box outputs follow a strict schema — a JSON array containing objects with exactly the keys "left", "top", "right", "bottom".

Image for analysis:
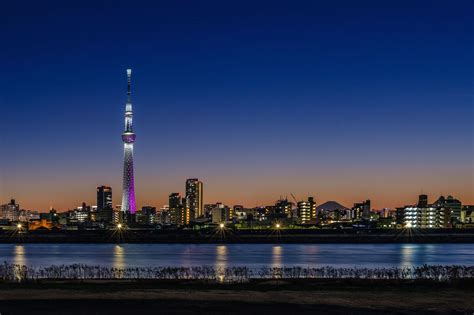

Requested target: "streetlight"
[
  {"left": 219, "top": 223, "right": 224, "bottom": 229},
  {"left": 275, "top": 223, "right": 281, "bottom": 229},
  {"left": 117, "top": 223, "right": 122, "bottom": 229},
  {"left": 17, "top": 223, "right": 22, "bottom": 229},
  {"left": 405, "top": 222, "right": 412, "bottom": 228}
]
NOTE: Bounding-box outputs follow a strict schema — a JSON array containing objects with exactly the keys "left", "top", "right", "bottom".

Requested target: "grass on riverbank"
[{"left": 2, "top": 263, "right": 473, "bottom": 283}]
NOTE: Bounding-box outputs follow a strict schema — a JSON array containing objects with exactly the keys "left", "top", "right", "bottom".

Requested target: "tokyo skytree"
[{"left": 121, "top": 69, "right": 136, "bottom": 214}]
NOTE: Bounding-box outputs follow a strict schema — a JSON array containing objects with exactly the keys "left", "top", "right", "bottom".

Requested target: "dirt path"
[{"left": 0, "top": 282, "right": 472, "bottom": 314}]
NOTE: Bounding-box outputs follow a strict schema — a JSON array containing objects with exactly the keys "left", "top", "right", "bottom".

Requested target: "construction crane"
[{"left": 290, "top": 193, "right": 299, "bottom": 205}]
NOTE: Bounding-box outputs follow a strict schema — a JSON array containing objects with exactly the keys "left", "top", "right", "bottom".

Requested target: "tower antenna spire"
[{"left": 127, "top": 69, "right": 132, "bottom": 103}]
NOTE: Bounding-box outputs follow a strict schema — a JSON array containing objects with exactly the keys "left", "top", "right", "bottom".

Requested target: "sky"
[{"left": 0, "top": 0, "right": 473, "bottom": 211}]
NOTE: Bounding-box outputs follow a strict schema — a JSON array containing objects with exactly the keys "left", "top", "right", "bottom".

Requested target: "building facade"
[
  {"left": 297, "top": 197, "right": 317, "bottom": 224},
  {"left": 396, "top": 195, "right": 451, "bottom": 228},
  {"left": 432, "top": 195, "right": 462, "bottom": 223},
  {"left": 211, "top": 203, "right": 230, "bottom": 224}
]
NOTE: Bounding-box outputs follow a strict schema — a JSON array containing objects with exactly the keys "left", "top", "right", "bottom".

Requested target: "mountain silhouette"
[{"left": 317, "top": 201, "right": 350, "bottom": 212}]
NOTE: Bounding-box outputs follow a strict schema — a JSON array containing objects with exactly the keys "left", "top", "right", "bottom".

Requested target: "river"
[{"left": 1, "top": 243, "right": 473, "bottom": 268}]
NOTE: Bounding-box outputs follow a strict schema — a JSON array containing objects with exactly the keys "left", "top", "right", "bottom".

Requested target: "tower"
[{"left": 121, "top": 69, "right": 137, "bottom": 214}]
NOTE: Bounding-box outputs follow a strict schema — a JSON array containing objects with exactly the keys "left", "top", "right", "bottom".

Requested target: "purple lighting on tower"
[{"left": 121, "top": 69, "right": 137, "bottom": 214}]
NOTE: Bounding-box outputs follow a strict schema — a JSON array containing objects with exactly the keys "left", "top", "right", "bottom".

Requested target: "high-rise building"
[
  {"left": 121, "top": 69, "right": 137, "bottom": 214},
  {"left": 185, "top": 178, "right": 203, "bottom": 219},
  {"left": 97, "top": 186, "right": 112, "bottom": 211},
  {"left": 169, "top": 193, "right": 185, "bottom": 225},
  {"left": 297, "top": 197, "right": 317, "bottom": 224}
]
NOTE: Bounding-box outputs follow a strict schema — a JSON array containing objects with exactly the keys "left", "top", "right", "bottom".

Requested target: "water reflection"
[
  {"left": 13, "top": 245, "right": 26, "bottom": 266},
  {"left": 272, "top": 245, "right": 283, "bottom": 267},
  {"left": 400, "top": 244, "right": 415, "bottom": 267},
  {"left": 215, "top": 245, "right": 228, "bottom": 282},
  {"left": 304, "top": 245, "right": 320, "bottom": 266},
  {"left": 215, "top": 245, "right": 228, "bottom": 269},
  {"left": 179, "top": 245, "right": 194, "bottom": 267},
  {"left": 113, "top": 245, "right": 125, "bottom": 269}
]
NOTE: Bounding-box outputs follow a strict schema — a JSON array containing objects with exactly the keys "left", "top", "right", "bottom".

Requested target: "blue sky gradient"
[{"left": 1, "top": 0, "right": 473, "bottom": 210}]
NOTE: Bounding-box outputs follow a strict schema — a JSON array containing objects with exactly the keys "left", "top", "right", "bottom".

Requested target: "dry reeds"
[{"left": 1, "top": 262, "right": 472, "bottom": 283}]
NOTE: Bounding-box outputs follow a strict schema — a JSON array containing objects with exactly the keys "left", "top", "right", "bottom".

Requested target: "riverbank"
[
  {"left": 0, "top": 279, "right": 472, "bottom": 314},
  {"left": 2, "top": 228, "right": 474, "bottom": 243}
]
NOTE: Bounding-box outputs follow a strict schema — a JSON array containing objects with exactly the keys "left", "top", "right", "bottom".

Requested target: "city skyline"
[
  {"left": 1, "top": 1, "right": 473, "bottom": 211},
  {"left": 2, "top": 178, "right": 470, "bottom": 213},
  {"left": 1, "top": 2, "right": 473, "bottom": 314}
]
